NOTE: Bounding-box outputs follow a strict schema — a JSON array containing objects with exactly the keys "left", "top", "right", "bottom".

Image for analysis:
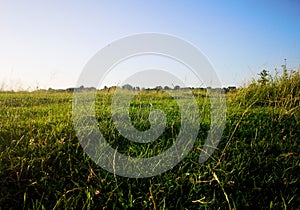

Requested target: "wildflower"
[
  {"left": 227, "top": 181, "right": 235, "bottom": 186},
  {"left": 29, "top": 139, "right": 35, "bottom": 145},
  {"left": 95, "top": 190, "right": 100, "bottom": 195}
]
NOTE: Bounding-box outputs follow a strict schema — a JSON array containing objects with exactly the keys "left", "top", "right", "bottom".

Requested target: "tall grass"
[
  {"left": 0, "top": 68, "right": 299, "bottom": 209},
  {"left": 235, "top": 67, "right": 300, "bottom": 111}
]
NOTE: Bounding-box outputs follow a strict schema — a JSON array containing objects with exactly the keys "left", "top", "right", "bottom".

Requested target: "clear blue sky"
[{"left": 1, "top": 0, "right": 300, "bottom": 90}]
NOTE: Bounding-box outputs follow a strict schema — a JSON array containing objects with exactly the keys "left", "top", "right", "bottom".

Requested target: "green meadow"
[{"left": 0, "top": 69, "right": 299, "bottom": 209}]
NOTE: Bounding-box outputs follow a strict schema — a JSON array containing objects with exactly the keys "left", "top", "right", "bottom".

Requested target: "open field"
[{"left": 0, "top": 71, "right": 299, "bottom": 209}]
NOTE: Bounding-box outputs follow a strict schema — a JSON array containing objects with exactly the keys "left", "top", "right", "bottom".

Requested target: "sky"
[{"left": 0, "top": 0, "right": 300, "bottom": 90}]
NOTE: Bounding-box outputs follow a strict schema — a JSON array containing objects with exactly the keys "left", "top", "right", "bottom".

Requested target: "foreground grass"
[{"left": 0, "top": 74, "right": 299, "bottom": 209}]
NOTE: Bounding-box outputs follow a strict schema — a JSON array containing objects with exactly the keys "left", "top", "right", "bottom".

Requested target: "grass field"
[{"left": 0, "top": 70, "right": 299, "bottom": 209}]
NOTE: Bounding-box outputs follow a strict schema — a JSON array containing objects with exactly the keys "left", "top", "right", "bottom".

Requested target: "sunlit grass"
[{"left": 0, "top": 69, "right": 299, "bottom": 209}]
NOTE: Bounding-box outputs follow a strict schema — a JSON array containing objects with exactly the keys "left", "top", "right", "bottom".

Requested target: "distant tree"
[
  {"left": 164, "top": 86, "right": 171, "bottom": 90},
  {"left": 155, "top": 86, "right": 163, "bottom": 90},
  {"left": 174, "top": 85, "right": 180, "bottom": 90},
  {"left": 223, "top": 86, "right": 236, "bottom": 93},
  {"left": 228, "top": 86, "right": 237, "bottom": 91},
  {"left": 66, "top": 87, "right": 75, "bottom": 92},
  {"left": 122, "top": 84, "right": 133, "bottom": 90}
]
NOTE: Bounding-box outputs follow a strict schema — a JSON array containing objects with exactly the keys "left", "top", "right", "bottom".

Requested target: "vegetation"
[{"left": 0, "top": 67, "right": 299, "bottom": 209}]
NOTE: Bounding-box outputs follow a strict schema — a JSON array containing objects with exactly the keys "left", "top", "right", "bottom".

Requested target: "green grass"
[{"left": 0, "top": 70, "right": 299, "bottom": 209}]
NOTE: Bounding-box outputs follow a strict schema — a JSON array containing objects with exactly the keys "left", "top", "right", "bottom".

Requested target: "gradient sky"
[{"left": 1, "top": 0, "right": 300, "bottom": 90}]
